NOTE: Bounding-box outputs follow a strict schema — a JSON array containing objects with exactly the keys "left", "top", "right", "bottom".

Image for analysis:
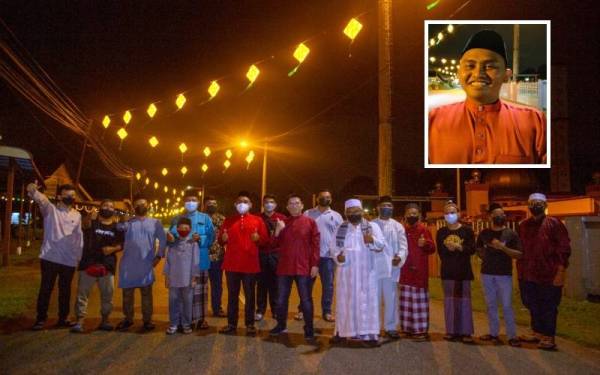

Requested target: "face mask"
[
  {"left": 206, "top": 205, "right": 217, "bottom": 214},
  {"left": 318, "top": 198, "right": 331, "bottom": 207},
  {"left": 379, "top": 207, "right": 393, "bottom": 219},
  {"left": 236, "top": 202, "right": 250, "bottom": 214},
  {"left": 529, "top": 204, "right": 545, "bottom": 216},
  {"left": 61, "top": 196, "right": 74, "bottom": 206},
  {"left": 177, "top": 229, "right": 191, "bottom": 238},
  {"left": 185, "top": 201, "right": 199, "bottom": 212},
  {"left": 264, "top": 202, "right": 276, "bottom": 212},
  {"left": 492, "top": 215, "right": 506, "bottom": 226},
  {"left": 406, "top": 216, "right": 419, "bottom": 225},
  {"left": 135, "top": 206, "right": 148, "bottom": 216},
  {"left": 348, "top": 214, "right": 362, "bottom": 224},
  {"left": 445, "top": 213, "right": 458, "bottom": 225},
  {"left": 99, "top": 209, "right": 114, "bottom": 219}
]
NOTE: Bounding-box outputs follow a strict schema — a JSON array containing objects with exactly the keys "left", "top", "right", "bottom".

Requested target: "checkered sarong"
[
  {"left": 192, "top": 271, "right": 209, "bottom": 323},
  {"left": 399, "top": 284, "right": 429, "bottom": 334}
]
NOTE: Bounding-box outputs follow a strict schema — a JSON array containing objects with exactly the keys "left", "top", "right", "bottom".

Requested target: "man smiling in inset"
[{"left": 429, "top": 29, "right": 546, "bottom": 164}]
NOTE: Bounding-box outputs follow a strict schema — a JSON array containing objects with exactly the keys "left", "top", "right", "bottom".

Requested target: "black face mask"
[
  {"left": 61, "top": 196, "right": 74, "bottom": 206},
  {"left": 492, "top": 215, "right": 506, "bottom": 226},
  {"left": 135, "top": 206, "right": 148, "bottom": 216},
  {"left": 406, "top": 216, "right": 419, "bottom": 225},
  {"left": 318, "top": 198, "right": 331, "bottom": 207},
  {"left": 348, "top": 214, "right": 362, "bottom": 224},
  {"left": 529, "top": 204, "right": 545, "bottom": 217},
  {"left": 99, "top": 209, "right": 114, "bottom": 219},
  {"left": 206, "top": 205, "right": 217, "bottom": 214}
]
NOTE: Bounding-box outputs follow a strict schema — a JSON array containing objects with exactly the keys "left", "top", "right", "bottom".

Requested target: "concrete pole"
[{"left": 378, "top": 0, "right": 393, "bottom": 196}]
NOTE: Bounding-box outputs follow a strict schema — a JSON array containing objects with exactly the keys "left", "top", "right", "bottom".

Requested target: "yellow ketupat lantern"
[
  {"left": 437, "top": 32, "right": 444, "bottom": 41},
  {"left": 172, "top": 188, "right": 177, "bottom": 196},
  {"left": 145, "top": 177, "right": 150, "bottom": 185},
  {"left": 117, "top": 128, "right": 128, "bottom": 140},
  {"left": 245, "top": 153, "right": 254, "bottom": 164},
  {"left": 123, "top": 110, "right": 132, "bottom": 125},
  {"left": 203, "top": 146, "right": 211, "bottom": 157},
  {"left": 293, "top": 43, "right": 310, "bottom": 64},
  {"left": 201, "top": 164, "right": 208, "bottom": 173},
  {"left": 447, "top": 24, "right": 454, "bottom": 33},
  {"left": 135, "top": 172, "right": 141, "bottom": 180},
  {"left": 430, "top": 38, "right": 435, "bottom": 46},
  {"left": 164, "top": 186, "right": 168, "bottom": 193},
  {"left": 149, "top": 136, "right": 159, "bottom": 148},
  {"left": 343, "top": 18, "right": 363, "bottom": 41},
  {"left": 179, "top": 143, "right": 188, "bottom": 154},
  {"left": 224, "top": 160, "right": 231, "bottom": 169},
  {"left": 181, "top": 191, "right": 184, "bottom": 197},
  {"left": 176, "top": 93, "right": 186, "bottom": 109},
  {"left": 147, "top": 103, "right": 157, "bottom": 118},
  {"left": 181, "top": 166, "right": 188, "bottom": 176},
  {"left": 154, "top": 182, "right": 159, "bottom": 189},
  {"left": 161, "top": 168, "right": 168, "bottom": 176},
  {"left": 246, "top": 64, "right": 260, "bottom": 85},
  {"left": 208, "top": 80, "right": 220, "bottom": 98},
  {"left": 441, "top": 58, "right": 447, "bottom": 64},
  {"left": 102, "top": 115, "right": 111, "bottom": 129},
  {"left": 225, "top": 149, "right": 233, "bottom": 159}
]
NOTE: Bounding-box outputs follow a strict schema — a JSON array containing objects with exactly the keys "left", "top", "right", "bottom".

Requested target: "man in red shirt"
[
  {"left": 517, "top": 193, "right": 571, "bottom": 350},
  {"left": 255, "top": 194, "right": 287, "bottom": 322},
  {"left": 218, "top": 191, "right": 269, "bottom": 336},
  {"left": 269, "top": 194, "right": 320, "bottom": 342},
  {"left": 399, "top": 203, "right": 435, "bottom": 341}
]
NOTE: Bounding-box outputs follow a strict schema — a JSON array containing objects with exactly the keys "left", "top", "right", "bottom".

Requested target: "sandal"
[
  {"left": 294, "top": 312, "right": 304, "bottom": 321},
  {"left": 323, "top": 313, "right": 335, "bottom": 322}
]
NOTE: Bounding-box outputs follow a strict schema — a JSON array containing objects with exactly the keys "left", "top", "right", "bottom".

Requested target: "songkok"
[
  {"left": 461, "top": 29, "right": 508, "bottom": 65},
  {"left": 444, "top": 200, "right": 458, "bottom": 210},
  {"left": 345, "top": 199, "right": 362, "bottom": 210},
  {"left": 528, "top": 193, "right": 547, "bottom": 202}
]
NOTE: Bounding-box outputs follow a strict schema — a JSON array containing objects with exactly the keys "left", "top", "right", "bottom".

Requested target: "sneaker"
[
  {"left": 538, "top": 336, "right": 557, "bottom": 351},
  {"left": 304, "top": 327, "right": 316, "bottom": 342},
  {"left": 219, "top": 325, "right": 237, "bottom": 335},
  {"left": 461, "top": 335, "right": 476, "bottom": 344},
  {"left": 294, "top": 312, "right": 304, "bottom": 321},
  {"left": 246, "top": 325, "right": 257, "bottom": 336},
  {"left": 269, "top": 325, "right": 288, "bottom": 336},
  {"left": 31, "top": 320, "right": 46, "bottom": 331},
  {"left": 183, "top": 326, "right": 193, "bottom": 334},
  {"left": 254, "top": 313, "right": 264, "bottom": 322},
  {"left": 166, "top": 326, "right": 178, "bottom": 335},
  {"left": 116, "top": 319, "right": 134, "bottom": 332},
  {"left": 70, "top": 323, "right": 84, "bottom": 333},
  {"left": 385, "top": 330, "right": 400, "bottom": 340},
  {"left": 143, "top": 321, "right": 156, "bottom": 331}
]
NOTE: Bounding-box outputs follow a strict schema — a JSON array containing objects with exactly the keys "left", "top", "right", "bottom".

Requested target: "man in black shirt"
[
  {"left": 476, "top": 203, "right": 522, "bottom": 346},
  {"left": 71, "top": 199, "right": 124, "bottom": 333}
]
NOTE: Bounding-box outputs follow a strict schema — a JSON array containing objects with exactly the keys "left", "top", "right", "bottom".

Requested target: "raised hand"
[
  {"left": 417, "top": 234, "right": 426, "bottom": 248},
  {"left": 166, "top": 232, "right": 175, "bottom": 242},
  {"left": 26, "top": 182, "right": 38, "bottom": 195}
]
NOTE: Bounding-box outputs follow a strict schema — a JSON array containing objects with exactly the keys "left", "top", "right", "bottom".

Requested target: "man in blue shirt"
[{"left": 167, "top": 188, "right": 215, "bottom": 330}]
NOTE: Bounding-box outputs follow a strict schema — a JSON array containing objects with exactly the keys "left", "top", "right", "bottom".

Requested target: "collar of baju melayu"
[
  {"left": 335, "top": 219, "right": 372, "bottom": 248},
  {"left": 465, "top": 98, "right": 502, "bottom": 113}
]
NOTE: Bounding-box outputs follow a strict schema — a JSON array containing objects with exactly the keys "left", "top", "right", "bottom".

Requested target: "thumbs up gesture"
[
  {"left": 222, "top": 229, "right": 229, "bottom": 243},
  {"left": 250, "top": 228, "right": 260, "bottom": 242},
  {"left": 418, "top": 234, "right": 426, "bottom": 248}
]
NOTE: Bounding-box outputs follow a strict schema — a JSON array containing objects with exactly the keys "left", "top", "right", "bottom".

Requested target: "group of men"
[{"left": 27, "top": 182, "right": 570, "bottom": 350}]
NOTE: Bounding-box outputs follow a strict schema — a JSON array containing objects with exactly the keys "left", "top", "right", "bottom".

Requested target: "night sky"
[{"left": 1, "top": 0, "right": 598, "bottom": 211}]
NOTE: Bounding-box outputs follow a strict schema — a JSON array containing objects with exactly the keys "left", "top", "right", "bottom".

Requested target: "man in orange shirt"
[{"left": 429, "top": 29, "right": 546, "bottom": 165}]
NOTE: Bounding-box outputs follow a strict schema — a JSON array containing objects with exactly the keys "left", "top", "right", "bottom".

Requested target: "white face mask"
[{"left": 236, "top": 202, "right": 250, "bottom": 214}]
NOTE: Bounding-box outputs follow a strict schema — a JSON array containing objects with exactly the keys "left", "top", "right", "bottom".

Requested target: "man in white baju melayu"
[
  {"left": 331, "top": 198, "right": 386, "bottom": 347},
  {"left": 372, "top": 195, "right": 408, "bottom": 339}
]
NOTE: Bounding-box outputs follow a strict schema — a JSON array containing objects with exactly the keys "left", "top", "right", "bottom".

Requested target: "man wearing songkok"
[
  {"left": 517, "top": 193, "right": 571, "bottom": 350},
  {"left": 429, "top": 29, "right": 546, "bottom": 164},
  {"left": 330, "top": 198, "right": 386, "bottom": 347},
  {"left": 399, "top": 203, "right": 436, "bottom": 341}
]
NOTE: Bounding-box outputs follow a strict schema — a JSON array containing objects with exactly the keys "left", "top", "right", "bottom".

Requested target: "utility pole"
[
  {"left": 513, "top": 24, "right": 520, "bottom": 79},
  {"left": 378, "top": 0, "right": 393, "bottom": 196}
]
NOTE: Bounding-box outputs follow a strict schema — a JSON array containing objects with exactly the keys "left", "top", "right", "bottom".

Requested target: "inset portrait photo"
[{"left": 424, "top": 21, "right": 550, "bottom": 168}]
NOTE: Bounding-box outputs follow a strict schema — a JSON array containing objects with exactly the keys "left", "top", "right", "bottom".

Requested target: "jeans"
[
  {"left": 209, "top": 260, "right": 223, "bottom": 314},
  {"left": 277, "top": 275, "right": 314, "bottom": 336},
  {"left": 74, "top": 271, "right": 114, "bottom": 321},
  {"left": 169, "top": 287, "right": 194, "bottom": 328},
  {"left": 481, "top": 274, "right": 517, "bottom": 338},
  {"left": 377, "top": 277, "right": 399, "bottom": 331},
  {"left": 256, "top": 252, "right": 278, "bottom": 315},
  {"left": 36, "top": 259, "right": 76, "bottom": 322},
  {"left": 520, "top": 280, "right": 562, "bottom": 337},
  {"left": 300, "top": 257, "right": 335, "bottom": 315},
  {"left": 226, "top": 271, "right": 256, "bottom": 327},
  {"left": 122, "top": 284, "right": 153, "bottom": 323}
]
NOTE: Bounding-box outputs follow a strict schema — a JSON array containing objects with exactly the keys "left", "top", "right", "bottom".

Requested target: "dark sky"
[{"left": 1, "top": 0, "right": 599, "bottom": 210}]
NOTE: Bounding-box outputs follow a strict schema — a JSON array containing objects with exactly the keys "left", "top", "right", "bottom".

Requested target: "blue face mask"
[
  {"left": 445, "top": 213, "right": 458, "bottom": 225},
  {"left": 185, "top": 201, "right": 199, "bottom": 213},
  {"left": 264, "top": 202, "right": 276, "bottom": 212},
  {"left": 379, "top": 207, "right": 393, "bottom": 219}
]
